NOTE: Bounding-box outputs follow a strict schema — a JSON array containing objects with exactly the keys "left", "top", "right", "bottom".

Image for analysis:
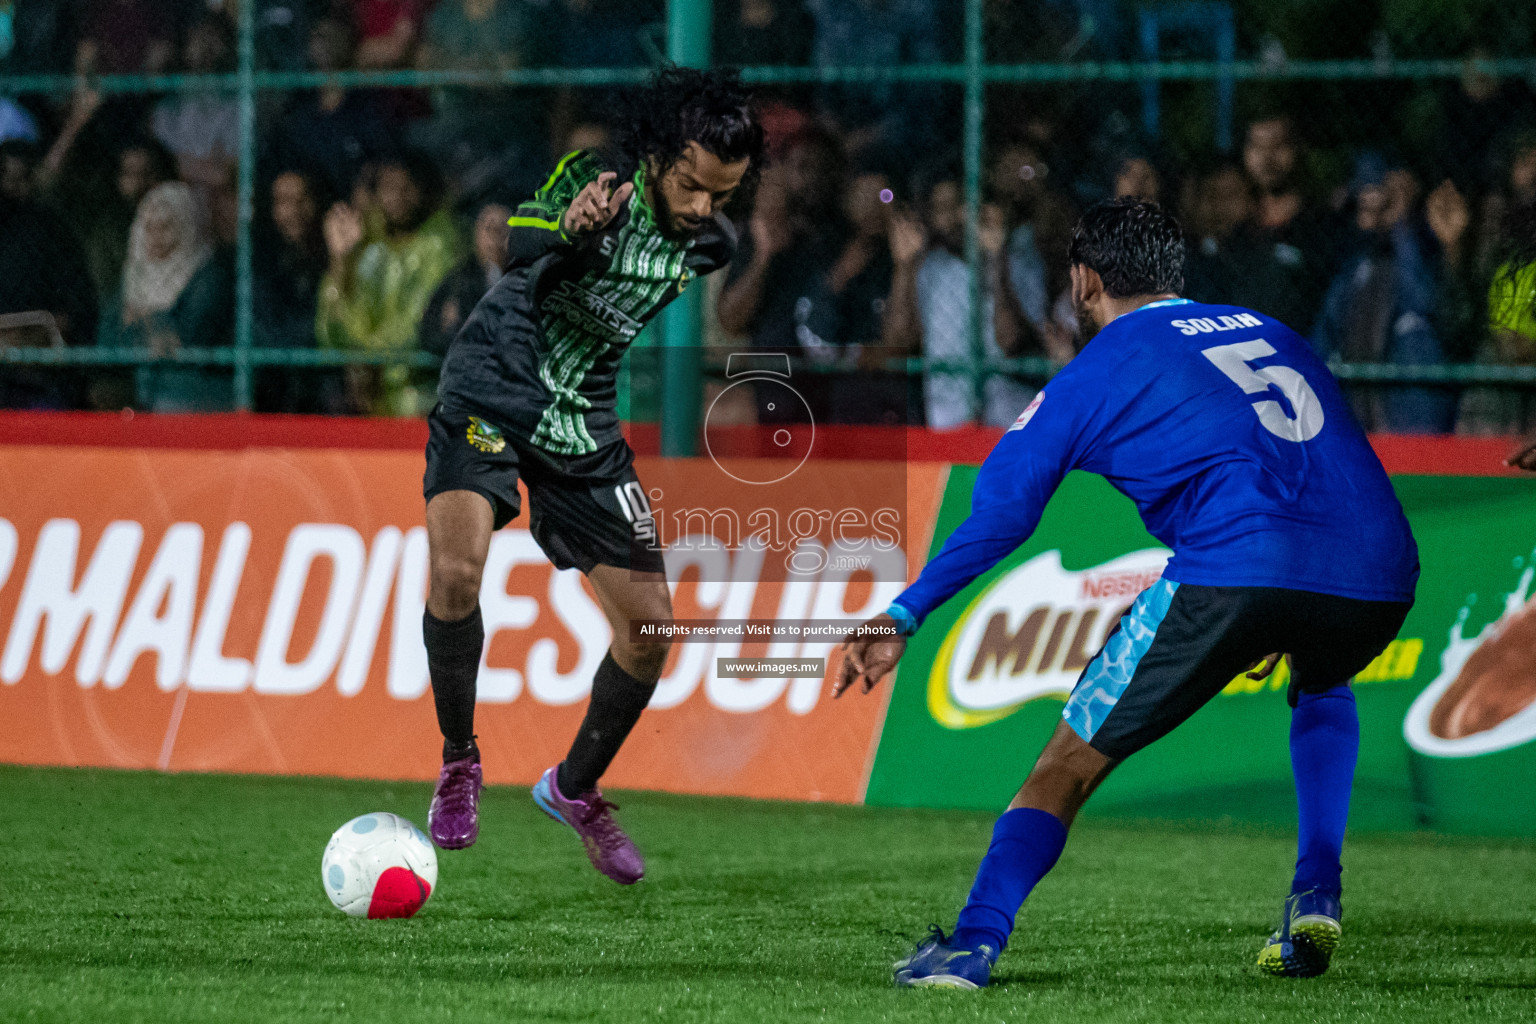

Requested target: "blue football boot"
[
  {"left": 1258, "top": 888, "right": 1342, "bottom": 978},
  {"left": 893, "top": 926, "right": 998, "bottom": 990}
]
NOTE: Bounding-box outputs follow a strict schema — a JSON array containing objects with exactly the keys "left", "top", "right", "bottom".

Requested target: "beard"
[{"left": 652, "top": 186, "right": 705, "bottom": 240}]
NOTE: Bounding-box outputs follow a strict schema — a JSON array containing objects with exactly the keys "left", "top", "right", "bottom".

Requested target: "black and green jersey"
[{"left": 435, "top": 149, "right": 737, "bottom": 455}]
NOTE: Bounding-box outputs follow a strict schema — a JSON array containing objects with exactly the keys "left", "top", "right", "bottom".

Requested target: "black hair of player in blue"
[
  {"left": 1068, "top": 198, "right": 1186, "bottom": 298},
  {"left": 614, "top": 63, "right": 767, "bottom": 203}
]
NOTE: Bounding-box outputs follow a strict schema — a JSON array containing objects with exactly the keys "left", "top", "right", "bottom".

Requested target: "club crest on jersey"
[
  {"left": 677, "top": 266, "right": 697, "bottom": 294},
  {"left": 1008, "top": 391, "right": 1045, "bottom": 432},
  {"left": 465, "top": 416, "right": 506, "bottom": 454}
]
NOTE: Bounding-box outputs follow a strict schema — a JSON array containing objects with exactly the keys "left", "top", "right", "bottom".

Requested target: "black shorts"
[
  {"left": 1063, "top": 582, "right": 1412, "bottom": 760},
  {"left": 423, "top": 403, "right": 665, "bottom": 575}
]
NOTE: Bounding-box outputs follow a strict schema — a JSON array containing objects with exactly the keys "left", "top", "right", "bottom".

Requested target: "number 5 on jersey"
[{"left": 1201, "top": 340, "right": 1325, "bottom": 442}]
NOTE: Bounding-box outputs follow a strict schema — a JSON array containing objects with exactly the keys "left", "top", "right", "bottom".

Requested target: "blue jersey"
[{"left": 895, "top": 299, "right": 1419, "bottom": 627}]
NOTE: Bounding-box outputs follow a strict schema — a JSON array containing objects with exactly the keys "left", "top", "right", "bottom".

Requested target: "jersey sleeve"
[
  {"left": 893, "top": 373, "right": 1099, "bottom": 629},
  {"left": 504, "top": 150, "right": 601, "bottom": 264}
]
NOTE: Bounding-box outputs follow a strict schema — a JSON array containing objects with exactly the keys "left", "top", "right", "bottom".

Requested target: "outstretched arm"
[{"left": 837, "top": 384, "right": 1093, "bottom": 695}]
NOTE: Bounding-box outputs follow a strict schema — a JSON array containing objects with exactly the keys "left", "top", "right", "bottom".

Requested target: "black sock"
[
  {"left": 557, "top": 652, "right": 656, "bottom": 798},
  {"left": 423, "top": 606, "right": 483, "bottom": 762}
]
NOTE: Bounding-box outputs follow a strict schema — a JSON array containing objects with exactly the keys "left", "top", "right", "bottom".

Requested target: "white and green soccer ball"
[{"left": 321, "top": 812, "right": 438, "bottom": 919}]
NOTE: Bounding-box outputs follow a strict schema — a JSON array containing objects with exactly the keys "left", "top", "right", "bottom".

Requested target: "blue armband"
[{"left": 886, "top": 602, "right": 919, "bottom": 637}]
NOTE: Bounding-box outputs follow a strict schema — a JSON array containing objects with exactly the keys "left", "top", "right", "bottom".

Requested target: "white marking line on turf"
[{"left": 157, "top": 684, "right": 189, "bottom": 771}]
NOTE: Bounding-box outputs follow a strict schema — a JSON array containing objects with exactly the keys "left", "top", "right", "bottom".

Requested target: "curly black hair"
[
  {"left": 1068, "top": 198, "right": 1186, "bottom": 298},
  {"left": 614, "top": 64, "right": 766, "bottom": 201}
]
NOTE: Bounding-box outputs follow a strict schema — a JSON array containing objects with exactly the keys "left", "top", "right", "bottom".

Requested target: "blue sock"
[
  {"left": 951, "top": 807, "right": 1069, "bottom": 955},
  {"left": 1290, "top": 684, "right": 1358, "bottom": 897}
]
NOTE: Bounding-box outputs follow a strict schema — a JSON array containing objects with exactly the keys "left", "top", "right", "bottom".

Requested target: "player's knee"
[
  {"left": 1021, "top": 731, "right": 1112, "bottom": 810},
  {"left": 1029, "top": 746, "right": 1100, "bottom": 790},
  {"left": 621, "top": 635, "right": 671, "bottom": 683},
  {"left": 428, "top": 554, "right": 483, "bottom": 620}
]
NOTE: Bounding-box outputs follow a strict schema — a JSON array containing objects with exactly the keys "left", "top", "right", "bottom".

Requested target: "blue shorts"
[{"left": 1063, "top": 582, "right": 1411, "bottom": 760}]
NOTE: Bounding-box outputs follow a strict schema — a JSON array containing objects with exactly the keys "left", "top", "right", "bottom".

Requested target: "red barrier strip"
[{"left": 0, "top": 412, "right": 1527, "bottom": 477}]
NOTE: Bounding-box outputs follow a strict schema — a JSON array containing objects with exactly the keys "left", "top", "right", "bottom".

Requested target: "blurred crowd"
[{"left": 1, "top": 0, "right": 1535, "bottom": 434}]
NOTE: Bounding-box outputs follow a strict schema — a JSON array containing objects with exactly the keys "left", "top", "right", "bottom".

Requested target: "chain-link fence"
[{"left": 1, "top": 1, "right": 1534, "bottom": 441}]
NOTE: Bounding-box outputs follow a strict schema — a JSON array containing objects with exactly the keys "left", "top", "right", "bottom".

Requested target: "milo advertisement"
[
  {"left": 1395, "top": 476, "right": 1536, "bottom": 835},
  {"left": 865, "top": 469, "right": 1536, "bottom": 837}
]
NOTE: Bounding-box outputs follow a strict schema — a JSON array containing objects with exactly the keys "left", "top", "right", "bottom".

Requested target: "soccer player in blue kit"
[{"left": 838, "top": 199, "right": 1418, "bottom": 988}]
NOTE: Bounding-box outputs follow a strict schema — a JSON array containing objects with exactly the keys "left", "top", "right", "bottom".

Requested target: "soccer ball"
[{"left": 321, "top": 812, "right": 438, "bottom": 919}]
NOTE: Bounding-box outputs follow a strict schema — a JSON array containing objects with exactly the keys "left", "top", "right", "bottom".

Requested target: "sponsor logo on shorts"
[
  {"left": 613, "top": 482, "right": 657, "bottom": 545},
  {"left": 465, "top": 417, "right": 506, "bottom": 454},
  {"left": 927, "top": 548, "right": 1170, "bottom": 730}
]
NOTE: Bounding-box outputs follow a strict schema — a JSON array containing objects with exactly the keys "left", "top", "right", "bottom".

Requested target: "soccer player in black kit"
[{"left": 420, "top": 67, "right": 764, "bottom": 882}]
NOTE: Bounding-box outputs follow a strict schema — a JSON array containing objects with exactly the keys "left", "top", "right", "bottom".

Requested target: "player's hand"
[
  {"left": 1506, "top": 439, "right": 1536, "bottom": 471},
  {"left": 562, "top": 171, "right": 634, "bottom": 236},
  {"left": 1245, "top": 652, "right": 1287, "bottom": 681},
  {"left": 834, "top": 613, "right": 907, "bottom": 698}
]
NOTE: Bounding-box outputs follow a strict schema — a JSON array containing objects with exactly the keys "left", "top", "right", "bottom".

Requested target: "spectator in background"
[
  {"left": 415, "top": 0, "right": 541, "bottom": 202},
  {"left": 714, "top": 0, "right": 814, "bottom": 67},
  {"left": 46, "top": 133, "right": 178, "bottom": 304},
  {"left": 102, "top": 181, "right": 234, "bottom": 412},
  {"left": 421, "top": 0, "right": 525, "bottom": 69},
  {"left": 267, "top": 18, "right": 401, "bottom": 200},
  {"left": 1488, "top": 204, "right": 1536, "bottom": 369},
  {"left": 1229, "top": 114, "right": 1337, "bottom": 331},
  {"left": 1182, "top": 160, "right": 1255, "bottom": 305},
  {"left": 1312, "top": 154, "right": 1458, "bottom": 434},
  {"left": 528, "top": 1, "right": 651, "bottom": 153},
  {"left": 74, "top": 0, "right": 176, "bottom": 75},
  {"left": 883, "top": 172, "right": 1038, "bottom": 430},
  {"left": 353, "top": 0, "right": 427, "bottom": 70},
  {"left": 805, "top": 0, "right": 946, "bottom": 155},
  {"left": 256, "top": 0, "right": 313, "bottom": 72},
  {"left": 1111, "top": 151, "right": 1164, "bottom": 205},
  {"left": 992, "top": 139, "right": 1077, "bottom": 360},
  {"left": 422, "top": 201, "right": 510, "bottom": 356},
  {"left": 1438, "top": 45, "right": 1536, "bottom": 200},
  {"left": 254, "top": 169, "right": 334, "bottom": 412},
  {"left": 256, "top": 170, "right": 329, "bottom": 347},
  {"left": 822, "top": 163, "right": 923, "bottom": 423},
  {"left": 1475, "top": 132, "right": 1536, "bottom": 279},
  {"left": 0, "top": 138, "right": 39, "bottom": 201},
  {"left": 717, "top": 135, "right": 843, "bottom": 420},
  {"left": 1462, "top": 197, "right": 1536, "bottom": 435},
  {"left": 317, "top": 151, "right": 458, "bottom": 416},
  {"left": 152, "top": 14, "right": 239, "bottom": 198},
  {"left": 0, "top": 151, "right": 98, "bottom": 409}
]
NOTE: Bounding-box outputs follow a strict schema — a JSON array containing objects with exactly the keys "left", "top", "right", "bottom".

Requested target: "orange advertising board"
[{"left": 0, "top": 443, "right": 942, "bottom": 803}]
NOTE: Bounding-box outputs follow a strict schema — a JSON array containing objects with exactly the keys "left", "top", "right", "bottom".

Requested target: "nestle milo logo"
[{"left": 927, "top": 548, "right": 1170, "bottom": 730}]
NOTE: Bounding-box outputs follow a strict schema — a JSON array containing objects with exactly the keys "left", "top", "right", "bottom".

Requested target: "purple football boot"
[
  {"left": 428, "top": 756, "right": 482, "bottom": 850},
  {"left": 531, "top": 765, "right": 644, "bottom": 884}
]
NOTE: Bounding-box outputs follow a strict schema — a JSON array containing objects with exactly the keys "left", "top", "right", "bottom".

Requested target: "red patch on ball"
[{"left": 367, "top": 867, "right": 431, "bottom": 919}]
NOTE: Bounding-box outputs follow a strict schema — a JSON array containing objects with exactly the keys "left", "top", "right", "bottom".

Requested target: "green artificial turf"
[{"left": 1, "top": 765, "right": 1532, "bottom": 1023}]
